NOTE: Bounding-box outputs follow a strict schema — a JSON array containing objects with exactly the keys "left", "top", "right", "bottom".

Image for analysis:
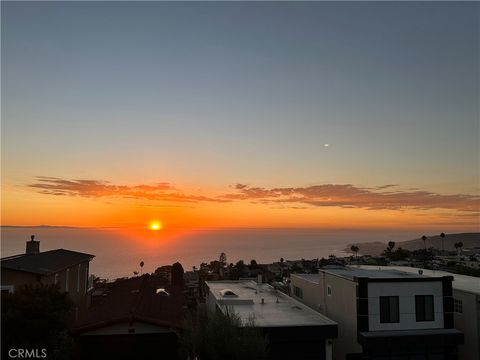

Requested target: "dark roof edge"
[
  {"left": 70, "top": 315, "right": 182, "bottom": 334},
  {"left": 355, "top": 276, "right": 452, "bottom": 283}
]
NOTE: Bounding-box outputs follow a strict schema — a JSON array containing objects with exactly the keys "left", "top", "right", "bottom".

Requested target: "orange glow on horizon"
[{"left": 2, "top": 184, "right": 478, "bottom": 233}]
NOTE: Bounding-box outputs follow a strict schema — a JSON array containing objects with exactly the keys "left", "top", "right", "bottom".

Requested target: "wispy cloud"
[
  {"left": 225, "top": 184, "right": 480, "bottom": 212},
  {"left": 29, "top": 177, "right": 228, "bottom": 203},
  {"left": 29, "top": 177, "right": 479, "bottom": 212}
]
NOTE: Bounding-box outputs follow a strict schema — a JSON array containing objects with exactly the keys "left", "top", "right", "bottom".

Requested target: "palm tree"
[
  {"left": 440, "top": 232, "right": 446, "bottom": 252},
  {"left": 455, "top": 241, "right": 464, "bottom": 255},
  {"left": 140, "top": 261, "right": 144, "bottom": 275},
  {"left": 421, "top": 235, "right": 427, "bottom": 250},
  {"left": 350, "top": 245, "right": 359, "bottom": 262},
  {"left": 458, "top": 241, "right": 463, "bottom": 253},
  {"left": 388, "top": 241, "right": 395, "bottom": 252},
  {"left": 219, "top": 252, "right": 227, "bottom": 266}
]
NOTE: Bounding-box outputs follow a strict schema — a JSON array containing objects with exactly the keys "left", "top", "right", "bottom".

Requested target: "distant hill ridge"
[{"left": 347, "top": 233, "right": 480, "bottom": 256}]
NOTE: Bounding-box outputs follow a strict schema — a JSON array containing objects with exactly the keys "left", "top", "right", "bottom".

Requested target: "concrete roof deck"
[{"left": 206, "top": 280, "right": 336, "bottom": 328}]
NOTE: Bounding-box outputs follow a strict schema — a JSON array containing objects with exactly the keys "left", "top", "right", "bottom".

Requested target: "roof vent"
[
  {"left": 156, "top": 288, "right": 170, "bottom": 296},
  {"left": 220, "top": 289, "right": 238, "bottom": 297}
]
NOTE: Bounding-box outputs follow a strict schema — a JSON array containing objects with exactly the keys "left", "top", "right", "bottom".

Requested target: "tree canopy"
[{"left": 1, "top": 284, "right": 74, "bottom": 360}]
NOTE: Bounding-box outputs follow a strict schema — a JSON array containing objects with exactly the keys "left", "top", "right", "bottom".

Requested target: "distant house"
[
  {"left": 290, "top": 266, "right": 464, "bottom": 360},
  {"left": 206, "top": 279, "right": 338, "bottom": 360},
  {"left": 1, "top": 236, "right": 94, "bottom": 309},
  {"left": 71, "top": 264, "right": 186, "bottom": 360}
]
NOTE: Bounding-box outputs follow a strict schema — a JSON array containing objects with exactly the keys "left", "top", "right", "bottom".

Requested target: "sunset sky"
[{"left": 2, "top": 2, "right": 479, "bottom": 233}]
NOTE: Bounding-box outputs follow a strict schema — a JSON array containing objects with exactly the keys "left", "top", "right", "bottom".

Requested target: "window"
[
  {"left": 77, "top": 264, "right": 81, "bottom": 292},
  {"left": 380, "top": 296, "right": 399, "bottom": 323},
  {"left": 293, "top": 286, "right": 303, "bottom": 299},
  {"left": 54, "top": 273, "right": 59, "bottom": 285},
  {"left": 416, "top": 295, "right": 434, "bottom": 321},
  {"left": 85, "top": 267, "right": 89, "bottom": 293},
  {"left": 65, "top": 269, "right": 70, "bottom": 292},
  {"left": 454, "top": 298, "right": 463, "bottom": 314},
  {"left": 1, "top": 285, "right": 14, "bottom": 294},
  {"left": 327, "top": 285, "right": 332, "bottom": 296}
]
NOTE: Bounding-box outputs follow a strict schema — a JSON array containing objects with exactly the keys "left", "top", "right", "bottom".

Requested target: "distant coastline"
[{"left": 346, "top": 233, "right": 480, "bottom": 256}]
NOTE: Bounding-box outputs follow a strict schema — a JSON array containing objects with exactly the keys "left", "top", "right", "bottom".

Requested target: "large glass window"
[
  {"left": 380, "top": 296, "right": 399, "bottom": 323},
  {"left": 415, "top": 295, "right": 434, "bottom": 321}
]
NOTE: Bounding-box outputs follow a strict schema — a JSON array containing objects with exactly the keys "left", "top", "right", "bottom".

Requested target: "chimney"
[{"left": 26, "top": 235, "right": 40, "bottom": 255}]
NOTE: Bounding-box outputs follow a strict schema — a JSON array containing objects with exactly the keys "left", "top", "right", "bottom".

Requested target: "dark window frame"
[
  {"left": 454, "top": 298, "right": 463, "bottom": 314},
  {"left": 379, "top": 296, "right": 400, "bottom": 323},
  {"left": 294, "top": 286, "right": 303, "bottom": 299},
  {"left": 415, "top": 295, "right": 435, "bottom": 322}
]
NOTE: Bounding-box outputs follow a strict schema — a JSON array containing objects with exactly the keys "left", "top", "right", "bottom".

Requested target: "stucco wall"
[
  {"left": 453, "top": 289, "right": 480, "bottom": 360},
  {"left": 1, "top": 269, "right": 39, "bottom": 290},
  {"left": 323, "top": 273, "right": 362, "bottom": 360},
  {"left": 1, "top": 261, "right": 91, "bottom": 309},
  {"left": 290, "top": 275, "right": 323, "bottom": 311},
  {"left": 367, "top": 281, "right": 444, "bottom": 331}
]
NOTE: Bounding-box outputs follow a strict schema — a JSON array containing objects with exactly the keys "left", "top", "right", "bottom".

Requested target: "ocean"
[{"left": 1, "top": 226, "right": 419, "bottom": 279}]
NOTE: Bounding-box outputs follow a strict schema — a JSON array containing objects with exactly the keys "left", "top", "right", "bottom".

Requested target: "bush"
[{"left": 180, "top": 309, "right": 267, "bottom": 360}]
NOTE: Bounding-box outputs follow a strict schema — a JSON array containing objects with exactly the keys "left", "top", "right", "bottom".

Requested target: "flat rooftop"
[
  {"left": 358, "top": 266, "right": 480, "bottom": 295},
  {"left": 206, "top": 280, "right": 336, "bottom": 328},
  {"left": 322, "top": 266, "right": 430, "bottom": 281}
]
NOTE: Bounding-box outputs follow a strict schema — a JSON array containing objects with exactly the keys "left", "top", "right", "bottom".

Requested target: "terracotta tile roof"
[
  {"left": 1, "top": 249, "right": 94, "bottom": 275},
  {"left": 71, "top": 274, "right": 186, "bottom": 333}
]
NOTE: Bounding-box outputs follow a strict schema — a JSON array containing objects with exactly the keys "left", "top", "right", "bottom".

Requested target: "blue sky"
[{"left": 1, "top": 1, "right": 479, "bottom": 229}]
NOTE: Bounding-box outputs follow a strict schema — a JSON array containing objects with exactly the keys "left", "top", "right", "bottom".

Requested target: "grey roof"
[
  {"left": 322, "top": 266, "right": 428, "bottom": 281},
  {"left": 1, "top": 249, "right": 94, "bottom": 275}
]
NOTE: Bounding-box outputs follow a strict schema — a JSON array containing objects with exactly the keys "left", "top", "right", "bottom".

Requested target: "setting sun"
[{"left": 149, "top": 221, "right": 163, "bottom": 231}]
